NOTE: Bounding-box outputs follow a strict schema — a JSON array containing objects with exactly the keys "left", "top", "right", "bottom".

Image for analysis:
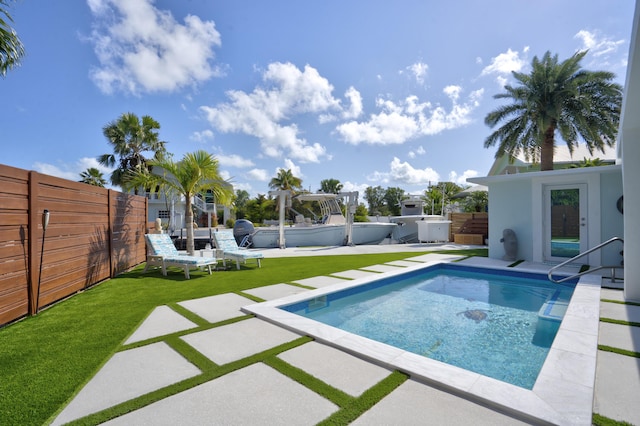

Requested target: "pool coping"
[{"left": 243, "top": 259, "right": 600, "bottom": 425}]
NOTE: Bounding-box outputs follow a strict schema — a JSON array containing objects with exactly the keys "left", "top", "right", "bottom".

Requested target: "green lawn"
[{"left": 1, "top": 250, "right": 488, "bottom": 425}]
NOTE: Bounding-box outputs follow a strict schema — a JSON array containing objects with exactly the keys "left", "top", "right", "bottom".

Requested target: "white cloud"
[
  {"left": 246, "top": 168, "right": 269, "bottom": 181},
  {"left": 343, "top": 86, "right": 363, "bottom": 119},
  {"left": 190, "top": 129, "right": 214, "bottom": 142},
  {"left": 87, "top": 0, "right": 223, "bottom": 95},
  {"left": 449, "top": 169, "right": 479, "bottom": 185},
  {"left": 389, "top": 157, "right": 439, "bottom": 185},
  {"left": 408, "top": 145, "right": 426, "bottom": 159},
  {"left": 574, "top": 29, "right": 625, "bottom": 67},
  {"left": 282, "top": 158, "right": 303, "bottom": 178},
  {"left": 200, "top": 62, "right": 339, "bottom": 163},
  {"left": 33, "top": 157, "right": 114, "bottom": 183},
  {"left": 217, "top": 154, "right": 255, "bottom": 168},
  {"left": 340, "top": 181, "right": 370, "bottom": 196},
  {"left": 336, "top": 88, "right": 483, "bottom": 145},
  {"left": 480, "top": 48, "right": 528, "bottom": 85},
  {"left": 406, "top": 61, "right": 429, "bottom": 85}
]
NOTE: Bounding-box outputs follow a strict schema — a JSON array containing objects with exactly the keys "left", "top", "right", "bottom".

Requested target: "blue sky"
[{"left": 2, "top": 0, "right": 634, "bottom": 197}]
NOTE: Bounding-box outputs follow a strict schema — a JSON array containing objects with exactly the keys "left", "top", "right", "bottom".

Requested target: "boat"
[
  {"left": 248, "top": 192, "right": 397, "bottom": 248},
  {"left": 386, "top": 195, "right": 451, "bottom": 243}
]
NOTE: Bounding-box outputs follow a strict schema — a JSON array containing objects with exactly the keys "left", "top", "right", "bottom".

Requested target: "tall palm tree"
[
  {"left": 98, "top": 113, "right": 167, "bottom": 190},
  {"left": 79, "top": 167, "right": 107, "bottom": 187},
  {"left": 126, "top": 150, "right": 233, "bottom": 255},
  {"left": 484, "top": 51, "right": 622, "bottom": 171},
  {"left": 269, "top": 168, "right": 303, "bottom": 192},
  {"left": 0, "top": 0, "right": 25, "bottom": 77}
]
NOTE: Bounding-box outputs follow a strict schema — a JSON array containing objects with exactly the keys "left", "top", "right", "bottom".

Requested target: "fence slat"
[{"left": 0, "top": 164, "right": 147, "bottom": 326}]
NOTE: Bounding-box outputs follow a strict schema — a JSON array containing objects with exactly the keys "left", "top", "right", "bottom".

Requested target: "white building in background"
[
  {"left": 470, "top": 3, "right": 639, "bottom": 301},
  {"left": 145, "top": 189, "right": 232, "bottom": 232}
]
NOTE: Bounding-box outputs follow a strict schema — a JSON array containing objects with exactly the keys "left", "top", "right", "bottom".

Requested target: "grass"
[{"left": 0, "top": 248, "right": 486, "bottom": 425}]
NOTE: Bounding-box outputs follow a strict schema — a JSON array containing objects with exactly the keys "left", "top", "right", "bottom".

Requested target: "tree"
[
  {"left": 98, "top": 113, "right": 167, "bottom": 190},
  {"left": 233, "top": 189, "right": 250, "bottom": 219},
  {"left": 79, "top": 168, "right": 107, "bottom": 187},
  {"left": 0, "top": 0, "right": 25, "bottom": 77},
  {"left": 484, "top": 51, "right": 622, "bottom": 171},
  {"left": 126, "top": 150, "right": 233, "bottom": 255},
  {"left": 364, "top": 186, "right": 386, "bottom": 215},
  {"left": 569, "top": 157, "right": 605, "bottom": 168},
  {"left": 462, "top": 191, "right": 488, "bottom": 213},
  {"left": 424, "top": 182, "right": 462, "bottom": 215},
  {"left": 319, "top": 178, "right": 343, "bottom": 194},
  {"left": 269, "top": 168, "right": 303, "bottom": 192},
  {"left": 383, "top": 187, "right": 405, "bottom": 216}
]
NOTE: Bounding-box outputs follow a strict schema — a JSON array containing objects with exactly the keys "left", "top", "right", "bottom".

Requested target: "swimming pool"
[
  {"left": 244, "top": 259, "right": 601, "bottom": 424},
  {"left": 281, "top": 264, "right": 575, "bottom": 389}
]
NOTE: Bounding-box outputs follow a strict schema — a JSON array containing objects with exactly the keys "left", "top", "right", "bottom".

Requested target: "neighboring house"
[
  {"left": 470, "top": 2, "right": 639, "bottom": 302},
  {"left": 145, "top": 190, "right": 232, "bottom": 232}
]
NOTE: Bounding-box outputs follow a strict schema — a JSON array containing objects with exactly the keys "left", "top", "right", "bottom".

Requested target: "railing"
[
  {"left": 193, "top": 194, "right": 216, "bottom": 213},
  {"left": 547, "top": 237, "right": 624, "bottom": 284}
]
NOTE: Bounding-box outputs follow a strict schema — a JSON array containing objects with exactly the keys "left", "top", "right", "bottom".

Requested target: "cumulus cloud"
[
  {"left": 343, "top": 86, "right": 363, "bottom": 119},
  {"left": 406, "top": 61, "right": 429, "bottom": 85},
  {"left": 389, "top": 157, "right": 439, "bottom": 185},
  {"left": 336, "top": 88, "right": 483, "bottom": 145},
  {"left": 217, "top": 154, "right": 255, "bottom": 168},
  {"left": 200, "top": 62, "right": 340, "bottom": 163},
  {"left": 480, "top": 47, "right": 529, "bottom": 85},
  {"left": 87, "top": 0, "right": 223, "bottom": 95},
  {"left": 246, "top": 168, "right": 269, "bottom": 181},
  {"left": 574, "top": 29, "right": 625, "bottom": 67},
  {"left": 449, "top": 169, "right": 479, "bottom": 185},
  {"left": 33, "top": 157, "right": 113, "bottom": 183},
  {"left": 190, "top": 129, "right": 214, "bottom": 142},
  {"left": 408, "top": 145, "right": 426, "bottom": 159}
]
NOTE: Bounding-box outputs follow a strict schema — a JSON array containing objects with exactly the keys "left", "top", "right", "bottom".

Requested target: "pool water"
[{"left": 282, "top": 264, "right": 575, "bottom": 389}]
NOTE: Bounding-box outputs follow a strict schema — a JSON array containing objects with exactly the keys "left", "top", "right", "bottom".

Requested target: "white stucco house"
[{"left": 469, "top": 4, "right": 640, "bottom": 302}]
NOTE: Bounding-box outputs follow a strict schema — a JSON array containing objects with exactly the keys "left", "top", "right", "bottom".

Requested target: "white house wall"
[{"left": 486, "top": 179, "right": 533, "bottom": 261}]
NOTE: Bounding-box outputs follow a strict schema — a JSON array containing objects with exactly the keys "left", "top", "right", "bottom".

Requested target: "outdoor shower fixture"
[{"left": 36, "top": 209, "right": 49, "bottom": 313}]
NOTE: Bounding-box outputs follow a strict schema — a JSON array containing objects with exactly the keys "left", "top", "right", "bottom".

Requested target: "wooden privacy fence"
[{"left": 0, "top": 164, "right": 148, "bottom": 326}]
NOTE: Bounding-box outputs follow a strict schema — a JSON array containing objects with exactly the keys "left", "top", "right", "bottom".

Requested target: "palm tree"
[
  {"left": 320, "top": 178, "right": 343, "bottom": 194},
  {"left": 269, "top": 168, "right": 303, "bottom": 192},
  {"left": 98, "top": 113, "right": 167, "bottom": 190},
  {"left": 484, "top": 51, "right": 622, "bottom": 171},
  {"left": 1, "top": 0, "right": 25, "bottom": 77},
  {"left": 79, "top": 168, "right": 107, "bottom": 187},
  {"left": 126, "top": 150, "right": 233, "bottom": 255}
]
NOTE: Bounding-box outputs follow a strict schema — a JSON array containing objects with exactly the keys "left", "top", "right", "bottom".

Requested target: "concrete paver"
[
  {"left": 103, "top": 363, "right": 338, "bottom": 426},
  {"left": 593, "top": 350, "right": 640, "bottom": 425},
  {"left": 330, "top": 269, "right": 380, "bottom": 279},
  {"left": 181, "top": 317, "right": 300, "bottom": 365},
  {"left": 177, "top": 293, "right": 254, "bottom": 323},
  {"left": 600, "top": 300, "right": 640, "bottom": 323},
  {"left": 278, "top": 341, "right": 391, "bottom": 397},
  {"left": 351, "top": 379, "right": 528, "bottom": 425},
  {"left": 52, "top": 343, "right": 201, "bottom": 425},
  {"left": 292, "top": 275, "right": 348, "bottom": 288},
  {"left": 598, "top": 321, "right": 640, "bottom": 352},
  {"left": 384, "top": 260, "right": 421, "bottom": 267},
  {"left": 242, "top": 283, "right": 310, "bottom": 301},
  {"left": 360, "top": 264, "right": 403, "bottom": 273},
  {"left": 124, "top": 305, "right": 198, "bottom": 344}
]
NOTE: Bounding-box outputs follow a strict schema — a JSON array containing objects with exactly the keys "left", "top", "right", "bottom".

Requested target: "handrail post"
[{"left": 548, "top": 237, "right": 624, "bottom": 284}]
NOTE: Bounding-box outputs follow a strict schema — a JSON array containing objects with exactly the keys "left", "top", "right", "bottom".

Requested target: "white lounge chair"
[
  {"left": 144, "top": 233, "right": 218, "bottom": 279},
  {"left": 212, "top": 230, "right": 264, "bottom": 270}
]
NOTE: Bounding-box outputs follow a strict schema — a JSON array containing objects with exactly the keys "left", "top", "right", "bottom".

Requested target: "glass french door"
[{"left": 544, "top": 184, "right": 587, "bottom": 262}]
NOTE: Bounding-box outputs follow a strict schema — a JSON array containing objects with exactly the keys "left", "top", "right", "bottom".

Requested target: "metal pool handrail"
[{"left": 547, "top": 236, "right": 624, "bottom": 284}]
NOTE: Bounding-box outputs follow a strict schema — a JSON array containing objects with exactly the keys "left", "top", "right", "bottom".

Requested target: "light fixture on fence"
[{"left": 36, "top": 209, "right": 49, "bottom": 313}]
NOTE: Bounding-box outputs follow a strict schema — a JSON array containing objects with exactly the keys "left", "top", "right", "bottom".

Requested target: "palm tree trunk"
[
  {"left": 540, "top": 125, "right": 556, "bottom": 171},
  {"left": 185, "top": 196, "right": 195, "bottom": 255}
]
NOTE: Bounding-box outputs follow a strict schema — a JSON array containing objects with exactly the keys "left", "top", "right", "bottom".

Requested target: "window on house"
[{"left": 158, "top": 210, "right": 170, "bottom": 219}]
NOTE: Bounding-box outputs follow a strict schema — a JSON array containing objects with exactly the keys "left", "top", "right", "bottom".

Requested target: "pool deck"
[{"left": 50, "top": 244, "right": 640, "bottom": 425}]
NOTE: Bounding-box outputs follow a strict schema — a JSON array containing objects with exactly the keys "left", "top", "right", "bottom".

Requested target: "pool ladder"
[{"left": 547, "top": 237, "right": 624, "bottom": 284}]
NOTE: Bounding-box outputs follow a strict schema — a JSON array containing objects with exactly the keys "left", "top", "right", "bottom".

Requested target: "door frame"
[
  {"left": 532, "top": 172, "right": 601, "bottom": 265},
  {"left": 543, "top": 184, "right": 588, "bottom": 262}
]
